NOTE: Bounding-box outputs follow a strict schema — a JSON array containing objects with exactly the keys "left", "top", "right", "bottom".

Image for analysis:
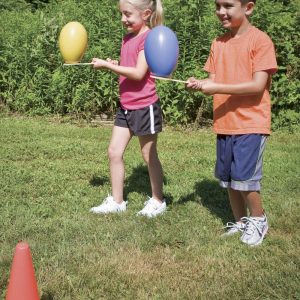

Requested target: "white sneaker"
[
  {"left": 137, "top": 197, "right": 166, "bottom": 218},
  {"left": 221, "top": 221, "right": 246, "bottom": 237},
  {"left": 240, "top": 215, "right": 268, "bottom": 246},
  {"left": 89, "top": 196, "right": 126, "bottom": 214}
]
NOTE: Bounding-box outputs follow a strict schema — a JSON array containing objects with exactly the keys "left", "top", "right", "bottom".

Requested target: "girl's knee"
[
  {"left": 108, "top": 146, "right": 123, "bottom": 161},
  {"left": 141, "top": 150, "right": 158, "bottom": 164},
  {"left": 141, "top": 153, "right": 149, "bottom": 164}
]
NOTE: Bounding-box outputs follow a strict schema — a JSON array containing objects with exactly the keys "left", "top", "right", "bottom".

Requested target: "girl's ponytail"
[
  {"left": 150, "top": 0, "right": 164, "bottom": 28},
  {"left": 126, "top": 0, "right": 164, "bottom": 28}
]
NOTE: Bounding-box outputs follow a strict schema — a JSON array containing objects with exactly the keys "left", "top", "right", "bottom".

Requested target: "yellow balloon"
[{"left": 59, "top": 22, "right": 88, "bottom": 63}]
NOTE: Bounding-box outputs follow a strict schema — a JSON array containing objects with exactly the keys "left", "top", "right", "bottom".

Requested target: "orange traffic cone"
[{"left": 6, "top": 242, "right": 40, "bottom": 300}]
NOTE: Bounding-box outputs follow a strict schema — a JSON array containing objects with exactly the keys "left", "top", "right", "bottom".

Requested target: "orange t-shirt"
[{"left": 204, "top": 26, "right": 278, "bottom": 135}]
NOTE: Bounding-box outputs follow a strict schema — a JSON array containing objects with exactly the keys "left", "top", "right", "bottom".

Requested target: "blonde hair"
[{"left": 126, "top": 0, "right": 164, "bottom": 28}]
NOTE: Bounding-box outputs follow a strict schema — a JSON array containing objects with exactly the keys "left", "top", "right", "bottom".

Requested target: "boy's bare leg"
[
  {"left": 108, "top": 126, "right": 132, "bottom": 203},
  {"left": 227, "top": 188, "right": 247, "bottom": 221},
  {"left": 139, "top": 134, "right": 164, "bottom": 202},
  {"left": 241, "top": 191, "right": 264, "bottom": 217}
]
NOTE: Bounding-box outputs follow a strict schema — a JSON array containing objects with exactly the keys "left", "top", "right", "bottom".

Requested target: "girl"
[{"left": 89, "top": 0, "right": 166, "bottom": 218}]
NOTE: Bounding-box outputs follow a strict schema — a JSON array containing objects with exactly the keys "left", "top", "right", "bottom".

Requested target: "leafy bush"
[
  {"left": 0, "top": 0, "right": 299, "bottom": 128},
  {"left": 251, "top": 0, "right": 300, "bottom": 130}
]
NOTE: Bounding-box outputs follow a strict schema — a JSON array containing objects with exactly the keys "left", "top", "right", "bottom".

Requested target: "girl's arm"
[
  {"left": 92, "top": 50, "right": 148, "bottom": 81},
  {"left": 187, "top": 71, "right": 269, "bottom": 96}
]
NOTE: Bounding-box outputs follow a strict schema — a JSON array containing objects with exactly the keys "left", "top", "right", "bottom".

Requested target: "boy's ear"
[{"left": 245, "top": 1, "right": 255, "bottom": 16}]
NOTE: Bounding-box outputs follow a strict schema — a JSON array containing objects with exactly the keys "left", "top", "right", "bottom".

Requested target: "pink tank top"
[{"left": 119, "top": 30, "right": 158, "bottom": 110}]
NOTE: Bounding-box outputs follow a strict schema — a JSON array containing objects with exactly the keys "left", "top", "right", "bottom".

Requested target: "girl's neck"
[{"left": 132, "top": 25, "right": 150, "bottom": 37}]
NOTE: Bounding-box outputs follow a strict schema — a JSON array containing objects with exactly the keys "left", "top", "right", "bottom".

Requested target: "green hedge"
[{"left": 0, "top": 0, "right": 299, "bottom": 129}]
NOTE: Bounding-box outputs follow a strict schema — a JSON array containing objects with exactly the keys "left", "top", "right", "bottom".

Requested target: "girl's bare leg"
[
  {"left": 138, "top": 134, "right": 164, "bottom": 202},
  {"left": 108, "top": 126, "right": 132, "bottom": 203}
]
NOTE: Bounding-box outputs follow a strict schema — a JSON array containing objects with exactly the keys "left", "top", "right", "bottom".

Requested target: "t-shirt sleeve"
[
  {"left": 204, "top": 40, "right": 216, "bottom": 74},
  {"left": 253, "top": 33, "right": 278, "bottom": 74}
]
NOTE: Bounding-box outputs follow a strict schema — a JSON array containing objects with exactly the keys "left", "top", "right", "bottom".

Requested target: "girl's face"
[
  {"left": 119, "top": 0, "right": 149, "bottom": 34},
  {"left": 215, "top": 0, "right": 251, "bottom": 30}
]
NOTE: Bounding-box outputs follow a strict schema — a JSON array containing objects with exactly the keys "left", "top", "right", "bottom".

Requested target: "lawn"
[{"left": 0, "top": 115, "right": 299, "bottom": 299}]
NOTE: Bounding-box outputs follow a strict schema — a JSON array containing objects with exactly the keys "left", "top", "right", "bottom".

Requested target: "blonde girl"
[{"left": 90, "top": 0, "right": 166, "bottom": 217}]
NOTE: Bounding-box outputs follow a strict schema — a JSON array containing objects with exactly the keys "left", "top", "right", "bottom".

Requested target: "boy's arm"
[
  {"left": 92, "top": 50, "right": 148, "bottom": 81},
  {"left": 199, "top": 71, "right": 270, "bottom": 96},
  {"left": 209, "top": 73, "right": 215, "bottom": 81},
  {"left": 187, "top": 73, "right": 215, "bottom": 89}
]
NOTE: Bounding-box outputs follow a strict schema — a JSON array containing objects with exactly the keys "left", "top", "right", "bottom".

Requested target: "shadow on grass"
[
  {"left": 89, "top": 164, "right": 173, "bottom": 203},
  {"left": 41, "top": 292, "right": 54, "bottom": 300},
  {"left": 124, "top": 164, "right": 150, "bottom": 196},
  {"left": 89, "top": 167, "right": 230, "bottom": 222},
  {"left": 124, "top": 164, "right": 173, "bottom": 204},
  {"left": 89, "top": 175, "right": 109, "bottom": 187},
  {"left": 176, "top": 179, "right": 233, "bottom": 224}
]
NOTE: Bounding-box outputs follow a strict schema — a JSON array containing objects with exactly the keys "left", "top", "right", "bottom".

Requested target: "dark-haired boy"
[{"left": 187, "top": 0, "right": 277, "bottom": 246}]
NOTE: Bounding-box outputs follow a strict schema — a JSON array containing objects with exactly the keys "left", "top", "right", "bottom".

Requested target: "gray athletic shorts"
[{"left": 114, "top": 101, "right": 163, "bottom": 136}]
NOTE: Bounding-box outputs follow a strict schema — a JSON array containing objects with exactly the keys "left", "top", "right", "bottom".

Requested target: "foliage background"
[{"left": 0, "top": 0, "right": 299, "bottom": 129}]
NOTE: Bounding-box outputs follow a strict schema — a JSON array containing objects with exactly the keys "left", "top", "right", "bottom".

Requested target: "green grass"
[{"left": 0, "top": 115, "right": 299, "bottom": 300}]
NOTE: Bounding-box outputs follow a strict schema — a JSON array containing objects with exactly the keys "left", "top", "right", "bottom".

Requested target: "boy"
[{"left": 187, "top": 0, "right": 277, "bottom": 246}]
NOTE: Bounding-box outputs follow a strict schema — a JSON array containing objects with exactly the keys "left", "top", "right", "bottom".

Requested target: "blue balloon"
[{"left": 145, "top": 26, "right": 179, "bottom": 77}]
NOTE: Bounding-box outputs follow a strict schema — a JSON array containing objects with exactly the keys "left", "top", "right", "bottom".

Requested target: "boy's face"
[{"left": 215, "top": 0, "right": 253, "bottom": 30}]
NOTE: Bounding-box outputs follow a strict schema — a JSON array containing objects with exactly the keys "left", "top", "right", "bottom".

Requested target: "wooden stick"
[
  {"left": 63, "top": 63, "right": 93, "bottom": 66},
  {"left": 151, "top": 75, "right": 188, "bottom": 84}
]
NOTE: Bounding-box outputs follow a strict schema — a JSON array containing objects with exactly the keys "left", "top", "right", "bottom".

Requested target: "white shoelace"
[
  {"left": 224, "top": 222, "right": 244, "bottom": 232},
  {"left": 241, "top": 217, "right": 264, "bottom": 236}
]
